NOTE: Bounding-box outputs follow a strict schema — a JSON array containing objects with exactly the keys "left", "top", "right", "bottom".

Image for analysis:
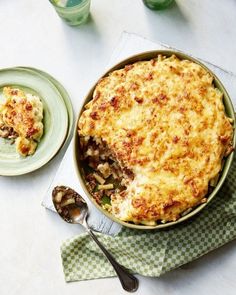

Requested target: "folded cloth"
[{"left": 61, "top": 32, "right": 236, "bottom": 281}]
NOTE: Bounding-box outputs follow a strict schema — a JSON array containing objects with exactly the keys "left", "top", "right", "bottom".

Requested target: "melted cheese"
[
  {"left": 78, "top": 55, "right": 234, "bottom": 224},
  {"left": 0, "top": 87, "right": 43, "bottom": 156}
]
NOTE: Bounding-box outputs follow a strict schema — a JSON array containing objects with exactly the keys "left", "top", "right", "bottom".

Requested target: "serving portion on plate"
[
  {"left": 75, "top": 51, "right": 235, "bottom": 229},
  {"left": 0, "top": 68, "right": 73, "bottom": 176},
  {"left": 0, "top": 86, "right": 44, "bottom": 156},
  {"left": 16, "top": 67, "right": 74, "bottom": 148}
]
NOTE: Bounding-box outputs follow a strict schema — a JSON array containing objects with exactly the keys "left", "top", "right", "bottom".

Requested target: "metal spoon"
[{"left": 52, "top": 185, "right": 138, "bottom": 293}]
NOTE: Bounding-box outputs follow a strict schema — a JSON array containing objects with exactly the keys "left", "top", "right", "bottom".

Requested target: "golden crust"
[
  {"left": 78, "top": 55, "right": 234, "bottom": 224},
  {"left": 0, "top": 87, "right": 43, "bottom": 156}
]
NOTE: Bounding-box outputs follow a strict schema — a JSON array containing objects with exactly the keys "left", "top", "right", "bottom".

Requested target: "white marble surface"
[{"left": 0, "top": 1, "right": 236, "bottom": 294}]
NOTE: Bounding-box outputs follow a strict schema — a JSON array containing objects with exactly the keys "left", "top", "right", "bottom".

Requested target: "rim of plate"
[{"left": 0, "top": 68, "right": 68, "bottom": 176}]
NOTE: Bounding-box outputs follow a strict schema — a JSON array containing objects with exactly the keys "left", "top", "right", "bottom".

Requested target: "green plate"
[
  {"left": 0, "top": 68, "right": 68, "bottom": 176},
  {"left": 16, "top": 67, "right": 74, "bottom": 146}
]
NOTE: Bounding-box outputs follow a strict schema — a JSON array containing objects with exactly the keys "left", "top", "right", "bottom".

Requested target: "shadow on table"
[
  {"left": 59, "top": 13, "right": 105, "bottom": 56},
  {"left": 57, "top": 12, "right": 111, "bottom": 90},
  {"left": 143, "top": 1, "right": 192, "bottom": 44},
  {"left": 143, "top": 0, "right": 189, "bottom": 22}
]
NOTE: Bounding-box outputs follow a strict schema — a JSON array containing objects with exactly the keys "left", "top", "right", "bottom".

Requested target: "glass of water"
[
  {"left": 143, "top": 0, "right": 174, "bottom": 10},
  {"left": 49, "top": 0, "right": 91, "bottom": 26}
]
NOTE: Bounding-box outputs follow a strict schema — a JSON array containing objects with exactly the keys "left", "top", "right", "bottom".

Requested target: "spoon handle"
[{"left": 85, "top": 227, "right": 138, "bottom": 292}]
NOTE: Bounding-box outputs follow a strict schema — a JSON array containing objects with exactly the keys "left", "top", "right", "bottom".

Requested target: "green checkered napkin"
[{"left": 61, "top": 156, "right": 236, "bottom": 281}]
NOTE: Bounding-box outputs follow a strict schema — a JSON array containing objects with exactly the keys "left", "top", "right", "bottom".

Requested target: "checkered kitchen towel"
[
  {"left": 61, "top": 155, "right": 236, "bottom": 281},
  {"left": 60, "top": 32, "right": 236, "bottom": 281}
]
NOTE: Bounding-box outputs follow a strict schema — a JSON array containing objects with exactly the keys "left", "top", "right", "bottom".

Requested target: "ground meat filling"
[
  {"left": 80, "top": 136, "right": 133, "bottom": 208},
  {"left": 0, "top": 125, "right": 18, "bottom": 140}
]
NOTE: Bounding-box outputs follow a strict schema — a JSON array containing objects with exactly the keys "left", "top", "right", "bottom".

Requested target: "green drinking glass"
[
  {"left": 49, "top": 0, "right": 91, "bottom": 26},
  {"left": 143, "top": 0, "right": 174, "bottom": 10}
]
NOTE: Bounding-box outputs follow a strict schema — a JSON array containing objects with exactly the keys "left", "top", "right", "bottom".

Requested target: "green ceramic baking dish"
[{"left": 74, "top": 50, "right": 236, "bottom": 230}]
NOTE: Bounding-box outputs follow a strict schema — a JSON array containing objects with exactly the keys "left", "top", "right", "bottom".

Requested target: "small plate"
[{"left": 0, "top": 68, "right": 68, "bottom": 176}]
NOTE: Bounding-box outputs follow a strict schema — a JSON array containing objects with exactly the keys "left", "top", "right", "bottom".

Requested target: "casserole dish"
[{"left": 74, "top": 50, "right": 235, "bottom": 229}]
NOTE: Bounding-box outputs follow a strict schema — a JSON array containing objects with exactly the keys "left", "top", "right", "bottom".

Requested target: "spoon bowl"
[
  {"left": 52, "top": 185, "right": 139, "bottom": 293},
  {"left": 52, "top": 186, "right": 88, "bottom": 224}
]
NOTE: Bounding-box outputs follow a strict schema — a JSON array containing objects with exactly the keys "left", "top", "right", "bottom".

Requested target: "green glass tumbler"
[
  {"left": 143, "top": 0, "right": 174, "bottom": 10},
  {"left": 49, "top": 0, "right": 91, "bottom": 26}
]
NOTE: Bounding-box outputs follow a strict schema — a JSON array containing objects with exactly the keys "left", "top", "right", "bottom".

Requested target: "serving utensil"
[{"left": 52, "top": 185, "right": 138, "bottom": 293}]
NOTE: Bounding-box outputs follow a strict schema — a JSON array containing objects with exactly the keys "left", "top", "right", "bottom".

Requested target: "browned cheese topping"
[{"left": 78, "top": 55, "right": 234, "bottom": 225}]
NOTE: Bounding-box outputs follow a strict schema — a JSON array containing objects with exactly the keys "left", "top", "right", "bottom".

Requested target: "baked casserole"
[
  {"left": 0, "top": 87, "right": 43, "bottom": 156},
  {"left": 78, "top": 54, "right": 234, "bottom": 225}
]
